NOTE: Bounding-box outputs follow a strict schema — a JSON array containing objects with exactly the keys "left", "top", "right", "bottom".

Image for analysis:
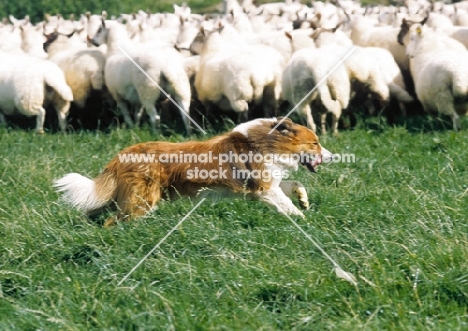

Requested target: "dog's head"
[{"left": 233, "top": 117, "right": 332, "bottom": 172}]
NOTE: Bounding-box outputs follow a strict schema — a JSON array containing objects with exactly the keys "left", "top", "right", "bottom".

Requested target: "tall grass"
[{"left": 1, "top": 117, "right": 467, "bottom": 329}]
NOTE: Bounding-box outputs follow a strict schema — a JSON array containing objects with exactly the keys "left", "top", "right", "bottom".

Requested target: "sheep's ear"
[
  {"left": 285, "top": 31, "right": 292, "bottom": 40},
  {"left": 66, "top": 30, "right": 75, "bottom": 38},
  {"left": 86, "top": 11, "right": 91, "bottom": 20},
  {"left": 199, "top": 26, "right": 205, "bottom": 35},
  {"left": 139, "top": 20, "right": 147, "bottom": 31},
  {"left": 421, "top": 14, "right": 428, "bottom": 26},
  {"left": 101, "top": 18, "right": 106, "bottom": 28},
  {"left": 102, "top": 11, "right": 107, "bottom": 20},
  {"left": 310, "top": 28, "right": 321, "bottom": 39},
  {"left": 331, "top": 22, "right": 342, "bottom": 32}
]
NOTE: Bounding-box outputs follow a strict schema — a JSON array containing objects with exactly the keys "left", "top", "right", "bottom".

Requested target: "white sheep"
[
  {"left": 366, "top": 47, "right": 414, "bottom": 113},
  {"left": 0, "top": 52, "right": 73, "bottom": 133},
  {"left": 306, "top": 29, "right": 399, "bottom": 116},
  {"left": 282, "top": 45, "right": 351, "bottom": 134},
  {"left": 19, "top": 23, "right": 48, "bottom": 58},
  {"left": 399, "top": 16, "right": 468, "bottom": 50},
  {"left": 350, "top": 15, "right": 410, "bottom": 73},
  {"left": 90, "top": 19, "right": 192, "bottom": 134},
  {"left": 0, "top": 18, "right": 23, "bottom": 53},
  {"left": 425, "top": 12, "right": 454, "bottom": 29},
  {"left": 191, "top": 26, "right": 284, "bottom": 120},
  {"left": 44, "top": 31, "right": 105, "bottom": 109},
  {"left": 405, "top": 24, "right": 468, "bottom": 130},
  {"left": 439, "top": 26, "right": 468, "bottom": 49}
]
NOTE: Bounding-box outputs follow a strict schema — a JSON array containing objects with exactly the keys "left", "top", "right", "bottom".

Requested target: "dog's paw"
[
  {"left": 285, "top": 206, "right": 305, "bottom": 219},
  {"left": 295, "top": 187, "right": 309, "bottom": 209}
]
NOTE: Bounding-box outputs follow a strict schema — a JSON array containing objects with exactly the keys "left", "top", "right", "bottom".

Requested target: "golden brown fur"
[{"left": 54, "top": 118, "right": 328, "bottom": 226}]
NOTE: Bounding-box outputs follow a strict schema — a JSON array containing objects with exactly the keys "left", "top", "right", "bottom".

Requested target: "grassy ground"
[{"left": 0, "top": 116, "right": 468, "bottom": 330}]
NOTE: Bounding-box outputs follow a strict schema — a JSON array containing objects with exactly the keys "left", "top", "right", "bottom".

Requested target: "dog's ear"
[
  {"left": 273, "top": 118, "right": 294, "bottom": 135},
  {"left": 276, "top": 117, "right": 293, "bottom": 125}
]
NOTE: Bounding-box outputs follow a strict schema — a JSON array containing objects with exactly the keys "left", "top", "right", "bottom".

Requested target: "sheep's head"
[
  {"left": 43, "top": 30, "right": 75, "bottom": 52},
  {"left": 90, "top": 19, "right": 108, "bottom": 46},
  {"left": 43, "top": 31, "right": 59, "bottom": 52},
  {"left": 406, "top": 24, "right": 425, "bottom": 58},
  {"left": 397, "top": 14, "right": 428, "bottom": 46}
]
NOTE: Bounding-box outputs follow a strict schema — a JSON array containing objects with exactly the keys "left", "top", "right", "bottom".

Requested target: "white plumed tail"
[{"left": 53, "top": 173, "right": 113, "bottom": 214}]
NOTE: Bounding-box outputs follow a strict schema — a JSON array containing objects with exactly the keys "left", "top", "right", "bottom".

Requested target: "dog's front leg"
[
  {"left": 257, "top": 187, "right": 305, "bottom": 218},
  {"left": 278, "top": 180, "right": 309, "bottom": 209}
]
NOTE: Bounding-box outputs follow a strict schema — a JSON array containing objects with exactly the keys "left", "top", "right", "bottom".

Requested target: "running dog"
[{"left": 54, "top": 118, "right": 332, "bottom": 226}]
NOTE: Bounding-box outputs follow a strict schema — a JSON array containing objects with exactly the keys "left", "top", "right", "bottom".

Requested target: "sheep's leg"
[
  {"left": 262, "top": 85, "right": 277, "bottom": 118},
  {"left": 279, "top": 180, "right": 309, "bottom": 209},
  {"left": 54, "top": 99, "right": 71, "bottom": 132},
  {"left": 143, "top": 103, "right": 160, "bottom": 133},
  {"left": 174, "top": 96, "right": 191, "bottom": 135},
  {"left": 299, "top": 104, "right": 316, "bottom": 132},
  {"left": 117, "top": 101, "right": 134, "bottom": 128},
  {"left": 34, "top": 106, "right": 46, "bottom": 134},
  {"left": 134, "top": 107, "right": 144, "bottom": 127},
  {"left": 201, "top": 101, "right": 213, "bottom": 120},
  {"left": 453, "top": 112, "right": 460, "bottom": 132},
  {"left": 364, "top": 99, "right": 376, "bottom": 116},
  {"left": 398, "top": 101, "right": 407, "bottom": 118},
  {"left": 320, "top": 113, "right": 327, "bottom": 134},
  {"left": 433, "top": 90, "right": 460, "bottom": 131},
  {"left": 238, "top": 111, "right": 248, "bottom": 123},
  {"left": 230, "top": 100, "right": 249, "bottom": 113},
  {"left": 331, "top": 113, "right": 340, "bottom": 136}
]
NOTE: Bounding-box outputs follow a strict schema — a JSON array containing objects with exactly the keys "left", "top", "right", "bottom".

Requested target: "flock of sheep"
[{"left": 0, "top": 0, "right": 467, "bottom": 134}]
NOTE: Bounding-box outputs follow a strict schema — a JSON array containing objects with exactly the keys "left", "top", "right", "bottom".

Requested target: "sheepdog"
[{"left": 54, "top": 118, "right": 332, "bottom": 226}]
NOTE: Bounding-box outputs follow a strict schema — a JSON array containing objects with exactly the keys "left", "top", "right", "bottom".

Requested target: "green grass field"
[{"left": 1, "top": 117, "right": 468, "bottom": 330}]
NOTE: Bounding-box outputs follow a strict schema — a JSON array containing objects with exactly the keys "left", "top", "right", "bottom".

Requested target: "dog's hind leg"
[
  {"left": 104, "top": 176, "right": 161, "bottom": 227},
  {"left": 279, "top": 180, "right": 309, "bottom": 209}
]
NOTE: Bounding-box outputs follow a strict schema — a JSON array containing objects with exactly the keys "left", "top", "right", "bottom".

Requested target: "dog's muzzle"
[{"left": 301, "top": 147, "right": 333, "bottom": 173}]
